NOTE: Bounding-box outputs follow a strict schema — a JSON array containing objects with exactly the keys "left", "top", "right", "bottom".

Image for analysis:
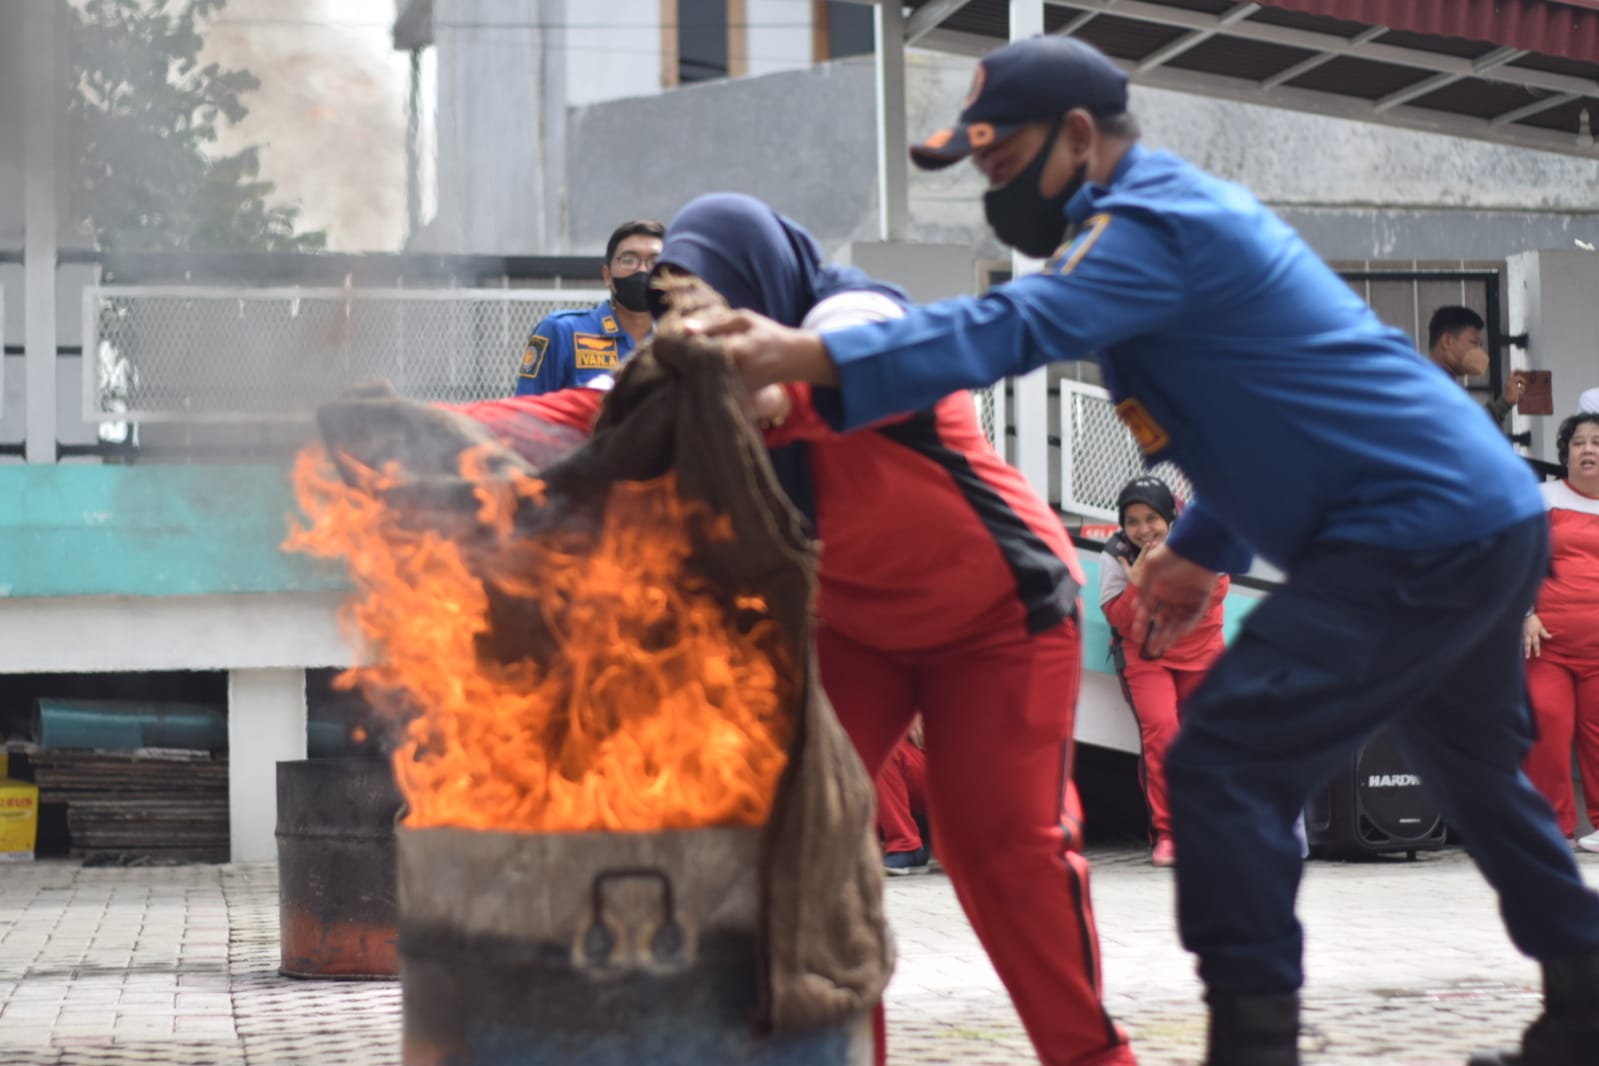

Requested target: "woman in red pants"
[
  {"left": 1523, "top": 412, "right": 1599, "bottom": 850},
  {"left": 651, "top": 193, "right": 1135, "bottom": 1066},
  {"left": 876, "top": 718, "right": 931, "bottom": 875},
  {"left": 1099, "top": 476, "right": 1228, "bottom": 867},
  {"left": 455, "top": 193, "right": 1138, "bottom": 1066}
]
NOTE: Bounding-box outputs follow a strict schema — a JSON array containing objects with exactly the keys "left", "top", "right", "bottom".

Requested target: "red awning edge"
[{"left": 1259, "top": 1, "right": 1599, "bottom": 66}]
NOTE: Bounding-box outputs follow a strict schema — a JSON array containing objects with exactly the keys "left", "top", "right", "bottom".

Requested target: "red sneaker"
[{"left": 1151, "top": 837, "right": 1177, "bottom": 867}]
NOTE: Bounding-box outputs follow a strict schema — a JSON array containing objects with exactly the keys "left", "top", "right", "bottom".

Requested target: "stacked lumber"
[{"left": 28, "top": 748, "right": 229, "bottom": 863}]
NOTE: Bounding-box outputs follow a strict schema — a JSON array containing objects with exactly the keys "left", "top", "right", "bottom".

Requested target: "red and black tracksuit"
[{"left": 455, "top": 384, "right": 1136, "bottom": 1066}]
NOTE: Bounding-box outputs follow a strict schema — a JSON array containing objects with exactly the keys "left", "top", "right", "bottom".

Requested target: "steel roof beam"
[
  {"left": 1136, "top": 3, "right": 1259, "bottom": 74},
  {"left": 1374, "top": 47, "right": 1526, "bottom": 113},
  {"left": 1043, "top": 0, "right": 1599, "bottom": 100},
  {"left": 907, "top": 0, "right": 979, "bottom": 44}
]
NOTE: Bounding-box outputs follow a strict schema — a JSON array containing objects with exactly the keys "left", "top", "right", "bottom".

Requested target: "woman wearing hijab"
[
  {"left": 1099, "top": 475, "right": 1229, "bottom": 867},
  {"left": 655, "top": 193, "right": 1135, "bottom": 1066}
]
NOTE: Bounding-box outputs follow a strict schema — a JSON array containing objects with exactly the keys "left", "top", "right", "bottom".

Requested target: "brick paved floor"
[{"left": 1, "top": 844, "right": 1596, "bottom": 1064}]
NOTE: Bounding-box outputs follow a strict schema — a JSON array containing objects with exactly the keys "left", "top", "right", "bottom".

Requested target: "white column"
[
  {"left": 22, "top": 2, "right": 58, "bottom": 463},
  {"left": 1010, "top": 0, "right": 1050, "bottom": 498},
  {"left": 228, "top": 668, "right": 308, "bottom": 862},
  {"left": 1517, "top": 250, "right": 1599, "bottom": 461},
  {"left": 873, "top": 0, "right": 910, "bottom": 242}
]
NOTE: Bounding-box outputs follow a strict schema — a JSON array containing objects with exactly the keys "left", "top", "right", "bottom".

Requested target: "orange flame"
[{"left": 284, "top": 447, "right": 791, "bottom": 832}]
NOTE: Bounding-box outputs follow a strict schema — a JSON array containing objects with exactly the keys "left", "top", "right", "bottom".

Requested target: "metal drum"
[
  {"left": 397, "top": 825, "right": 872, "bottom": 1065},
  {"left": 276, "top": 757, "right": 403, "bottom": 979}
]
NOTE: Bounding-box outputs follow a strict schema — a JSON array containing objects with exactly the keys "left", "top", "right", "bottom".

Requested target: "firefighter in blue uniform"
[
  {"left": 690, "top": 36, "right": 1599, "bottom": 1066},
  {"left": 514, "top": 219, "right": 663, "bottom": 395}
]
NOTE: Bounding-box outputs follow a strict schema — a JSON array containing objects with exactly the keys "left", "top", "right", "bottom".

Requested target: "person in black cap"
[
  {"left": 1099, "top": 476, "right": 1228, "bottom": 868},
  {"left": 686, "top": 32, "right": 1599, "bottom": 1066}
]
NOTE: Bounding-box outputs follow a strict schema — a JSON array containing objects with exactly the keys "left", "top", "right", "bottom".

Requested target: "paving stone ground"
[{"left": 1, "top": 844, "right": 1596, "bottom": 1064}]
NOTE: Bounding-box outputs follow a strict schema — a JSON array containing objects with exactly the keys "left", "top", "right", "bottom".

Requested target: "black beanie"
[{"left": 1116, "top": 476, "right": 1177, "bottom": 528}]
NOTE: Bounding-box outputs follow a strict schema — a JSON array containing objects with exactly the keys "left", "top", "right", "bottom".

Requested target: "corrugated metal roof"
[
  {"left": 903, "top": 0, "right": 1599, "bottom": 159},
  {"left": 1259, "top": 1, "right": 1599, "bottom": 65}
]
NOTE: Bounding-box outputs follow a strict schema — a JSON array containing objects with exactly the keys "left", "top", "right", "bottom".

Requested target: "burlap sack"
[{"left": 315, "top": 284, "right": 892, "bottom": 1032}]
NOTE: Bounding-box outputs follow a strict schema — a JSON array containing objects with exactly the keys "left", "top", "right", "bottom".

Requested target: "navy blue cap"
[{"left": 911, "top": 36, "right": 1129, "bottom": 171}]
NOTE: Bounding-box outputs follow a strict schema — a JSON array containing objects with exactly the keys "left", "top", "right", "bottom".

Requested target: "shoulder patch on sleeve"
[
  {"left": 519, "top": 333, "right": 551, "bottom": 378},
  {"left": 1056, "top": 213, "right": 1112, "bottom": 277}
]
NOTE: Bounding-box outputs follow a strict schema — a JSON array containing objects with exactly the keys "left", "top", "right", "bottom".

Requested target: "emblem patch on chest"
[{"left": 1114, "top": 397, "right": 1171, "bottom": 455}]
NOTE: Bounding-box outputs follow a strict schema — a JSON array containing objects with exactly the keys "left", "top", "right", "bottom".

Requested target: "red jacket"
[
  {"left": 765, "top": 385, "right": 1082, "bottom": 651},
  {"left": 1536, "top": 479, "right": 1599, "bottom": 662},
  {"left": 454, "top": 384, "right": 1083, "bottom": 652},
  {"left": 1101, "top": 565, "right": 1228, "bottom": 674}
]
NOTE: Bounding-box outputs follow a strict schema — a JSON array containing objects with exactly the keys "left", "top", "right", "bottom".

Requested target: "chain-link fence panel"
[
  {"left": 1059, "top": 381, "right": 1190, "bottom": 522},
  {"left": 83, "top": 286, "right": 609, "bottom": 423}
]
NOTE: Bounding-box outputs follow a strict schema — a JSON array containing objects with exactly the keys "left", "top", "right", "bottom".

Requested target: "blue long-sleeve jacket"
[
  {"left": 514, "top": 300, "right": 637, "bottom": 396},
  {"left": 818, "top": 144, "right": 1541, "bottom": 573}
]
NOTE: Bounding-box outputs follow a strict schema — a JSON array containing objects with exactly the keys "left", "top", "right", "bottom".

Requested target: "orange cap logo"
[{"left": 968, "top": 123, "right": 995, "bottom": 148}]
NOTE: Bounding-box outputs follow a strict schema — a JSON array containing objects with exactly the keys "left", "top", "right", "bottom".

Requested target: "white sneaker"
[{"left": 1577, "top": 831, "right": 1599, "bottom": 854}]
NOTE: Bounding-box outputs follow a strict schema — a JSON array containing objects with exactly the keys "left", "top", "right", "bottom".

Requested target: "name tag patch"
[{"left": 574, "top": 334, "right": 619, "bottom": 370}]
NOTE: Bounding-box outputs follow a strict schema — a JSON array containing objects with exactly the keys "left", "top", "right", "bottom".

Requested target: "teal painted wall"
[
  {"left": 1078, "top": 554, "right": 1266, "bottom": 677},
  {"left": 0, "top": 465, "right": 346, "bottom": 598}
]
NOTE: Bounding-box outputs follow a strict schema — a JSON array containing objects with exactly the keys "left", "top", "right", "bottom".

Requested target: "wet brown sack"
[{"left": 315, "top": 281, "right": 892, "bottom": 1033}]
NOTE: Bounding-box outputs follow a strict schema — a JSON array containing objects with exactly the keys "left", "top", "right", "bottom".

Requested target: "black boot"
[
  {"left": 1469, "top": 951, "right": 1599, "bottom": 1065},
  {"left": 1205, "top": 991, "right": 1300, "bottom": 1066}
]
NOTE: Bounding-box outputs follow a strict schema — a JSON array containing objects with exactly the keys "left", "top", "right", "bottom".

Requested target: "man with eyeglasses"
[{"left": 514, "top": 219, "right": 664, "bottom": 395}]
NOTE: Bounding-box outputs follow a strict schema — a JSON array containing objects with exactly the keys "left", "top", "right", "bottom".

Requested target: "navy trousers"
[{"left": 1166, "top": 513, "right": 1599, "bottom": 994}]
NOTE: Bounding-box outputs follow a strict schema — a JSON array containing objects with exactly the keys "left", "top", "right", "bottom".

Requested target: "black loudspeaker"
[{"left": 1307, "top": 726, "right": 1447, "bottom": 860}]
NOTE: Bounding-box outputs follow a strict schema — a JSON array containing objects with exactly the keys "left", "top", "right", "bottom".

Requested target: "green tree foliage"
[{"left": 67, "top": 0, "right": 328, "bottom": 252}]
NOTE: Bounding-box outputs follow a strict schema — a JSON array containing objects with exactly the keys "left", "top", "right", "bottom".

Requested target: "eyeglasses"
[{"left": 612, "top": 252, "right": 660, "bottom": 271}]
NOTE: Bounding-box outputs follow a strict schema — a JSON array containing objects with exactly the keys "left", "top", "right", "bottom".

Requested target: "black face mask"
[
  {"left": 982, "top": 120, "right": 1087, "bottom": 260},
  {"left": 611, "top": 271, "right": 652, "bottom": 313}
]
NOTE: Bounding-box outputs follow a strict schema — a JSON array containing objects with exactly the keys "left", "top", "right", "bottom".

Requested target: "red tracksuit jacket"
[{"left": 451, "top": 384, "right": 1083, "bottom": 652}]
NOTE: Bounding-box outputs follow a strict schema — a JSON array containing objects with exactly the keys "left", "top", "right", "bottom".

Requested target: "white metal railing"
[
  {"left": 1058, "top": 379, "right": 1191, "bottom": 522},
  {"left": 972, "top": 378, "right": 1007, "bottom": 457},
  {"left": 82, "top": 285, "right": 608, "bottom": 424}
]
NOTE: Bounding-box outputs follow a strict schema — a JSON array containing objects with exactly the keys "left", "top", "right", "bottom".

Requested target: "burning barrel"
[
  {"left": 397, "top": 825, "right": 873, "bottom": 1065},
  {"left": 293, "top": 309, "right": 891, "bottom": 1060},
  {"left": 276, "top": 757, "right": 403, "bottom": 979}
]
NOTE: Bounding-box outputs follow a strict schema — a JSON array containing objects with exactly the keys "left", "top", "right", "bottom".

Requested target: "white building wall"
[
  {"left": 1508, "top": 250, "right": 1599, "bottom": 462},
  {"left": 745, "top": 0, "right": 814, "bottom": 78},
  {"left": 423, "top": 0, "right": 561, "bottom": 253},
  {"left": 562, "top": 0, "right": 662, "bottom": 107}
]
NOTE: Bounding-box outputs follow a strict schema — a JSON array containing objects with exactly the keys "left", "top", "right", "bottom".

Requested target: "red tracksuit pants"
[
  {"left": 1523, "top": 648, "right": 1599, "bottom": 838},
  {"left": 1118, "top": 663, "right": 1210, "bottom": 840},
  {"left": 820, "top": 619, "right": 1136, "bottom": 1066},
  {"left": 876, "top": 739, "right": 929, "bottom": 855}
]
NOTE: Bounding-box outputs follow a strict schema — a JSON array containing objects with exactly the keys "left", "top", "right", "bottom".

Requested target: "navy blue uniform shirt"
[
  {"left": 515, "top": 299, "right": 637, "bottom": 396},
  {"left": 818, "top": 144, "right": 1542, "bottom": 573}
]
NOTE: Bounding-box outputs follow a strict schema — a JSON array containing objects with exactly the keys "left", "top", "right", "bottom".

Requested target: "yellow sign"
[
  {"left": 1115, "top": 397, "right": 1171, "bottom": 456},
  {"left": 0, "top": 777, "right": 39, "bottom": 861}
]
